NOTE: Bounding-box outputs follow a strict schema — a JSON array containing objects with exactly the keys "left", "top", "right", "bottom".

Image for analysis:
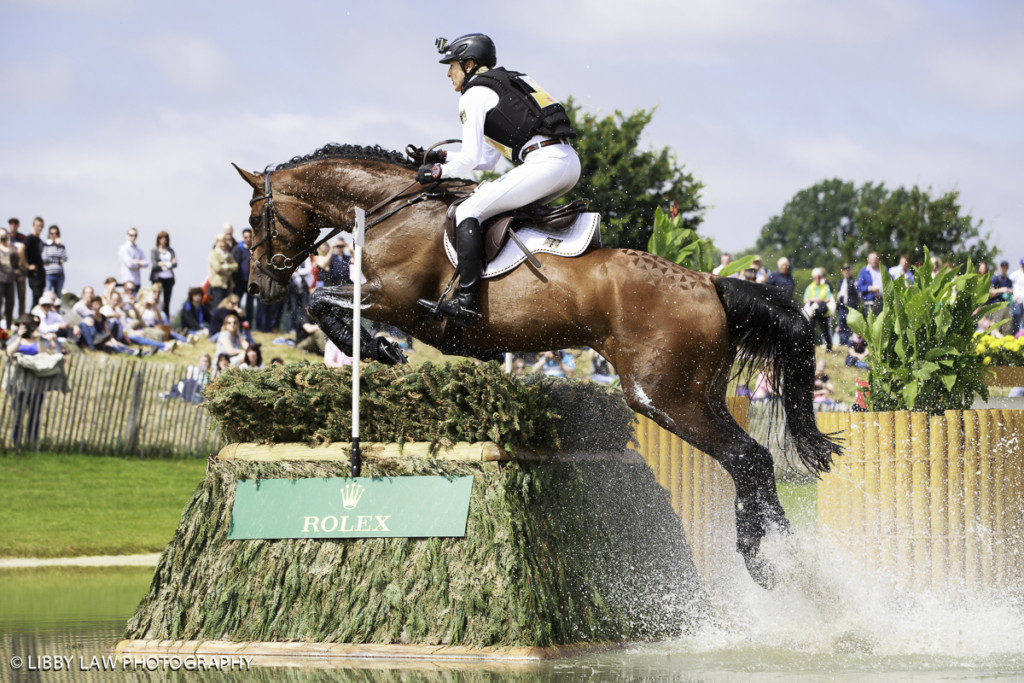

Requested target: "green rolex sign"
[{"left": 228, "top": 476, "right": 474, "bottom": 540}]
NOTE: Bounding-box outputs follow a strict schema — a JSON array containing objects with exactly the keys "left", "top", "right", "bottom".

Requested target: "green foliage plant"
[
  {"left": 647, "top": 206, "right": 753, "bottom": 275},
  {"left": 847, "top": 248, "right": 1001, "bottom": 413}
]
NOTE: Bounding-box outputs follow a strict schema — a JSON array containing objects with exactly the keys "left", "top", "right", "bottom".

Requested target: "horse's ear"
[{"left": 232, "top": 163, "right": 263, "bottom": 191}]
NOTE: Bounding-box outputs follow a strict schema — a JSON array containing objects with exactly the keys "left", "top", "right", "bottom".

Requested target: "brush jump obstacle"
[{"left": 117, "top": 363, "right": 721, "bottom": 664}]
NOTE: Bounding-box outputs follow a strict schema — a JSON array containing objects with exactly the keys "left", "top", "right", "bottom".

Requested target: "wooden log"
[
  {"left": 945, "top": 410, "right": 964, "bottom": 586},
  {"left": 910, "top": 411, "right": 930, "bottom": 592},
  {"left": 977, "top": 410, "right": 993, "bottom": 590},
  {"left": 962, "top": 410, "right": 980, "bottom": 590},
  {"left": 217, "top": 441, "right": 509, "bottom": 462},
  {"left": 876, "top": 411, "right": 896, "bottom": 579},
  {"left": 928, "top": 414, "right": 948, "bottom": 590},
  {"left": 669, "top": 429, "right": 682, "bottom": 515}
]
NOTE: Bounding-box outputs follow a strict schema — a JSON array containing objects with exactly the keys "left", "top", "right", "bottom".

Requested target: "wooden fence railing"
[{"left": 0, "top": 354, "right": 220, "bottom": 457}]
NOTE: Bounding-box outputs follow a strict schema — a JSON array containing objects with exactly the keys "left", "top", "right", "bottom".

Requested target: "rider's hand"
[
  {"left": 424, "top": 149, "right": 447, "bottom": 164},
  {"left": 416, "top": 164, "right": 442, "bottom": 184}
]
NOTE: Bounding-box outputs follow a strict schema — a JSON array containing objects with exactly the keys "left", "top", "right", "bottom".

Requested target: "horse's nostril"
[{"left": 248, "top": 282, "right": 260, "bottom": 296}]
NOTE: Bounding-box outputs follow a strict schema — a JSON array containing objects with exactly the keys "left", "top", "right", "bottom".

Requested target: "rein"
[{"left": 248, "top": 169, "right": 469, "bottom": 286}]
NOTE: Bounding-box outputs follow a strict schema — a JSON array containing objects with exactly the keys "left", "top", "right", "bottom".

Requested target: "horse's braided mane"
[{"left": 272, "top": 143, "right": 415, "bottom": 172}]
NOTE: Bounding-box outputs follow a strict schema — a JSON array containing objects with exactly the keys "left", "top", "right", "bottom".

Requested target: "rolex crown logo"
[{"left": 341, "top": 481, "right": 365, "bottom": 510}]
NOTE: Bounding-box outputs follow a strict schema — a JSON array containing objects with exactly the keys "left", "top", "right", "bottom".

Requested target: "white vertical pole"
[{"left": 351, "top": 207, "right": 365, "bottom": 477}]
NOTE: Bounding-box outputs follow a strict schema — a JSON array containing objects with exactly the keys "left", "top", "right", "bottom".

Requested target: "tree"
[
  {"left": 756, "top": 180, "right": 995, "bottom": 270},
  {"left": 564, "top": 100, "right": 705, "bottom": 250},
  {"left": 857, "top": 185, "right": 993, "bottom": 267},
  {"left": 755, "top": 178, "right": 859, "bottom": 272}
]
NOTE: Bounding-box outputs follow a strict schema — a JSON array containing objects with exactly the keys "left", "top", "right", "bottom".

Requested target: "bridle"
[{"left": 247, "top": 143, "right": 469, "bottom": 287}]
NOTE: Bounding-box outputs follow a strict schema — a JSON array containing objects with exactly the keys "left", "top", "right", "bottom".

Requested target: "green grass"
[{"left": 0, "top": 453, "right": 206, "bottom": 558}]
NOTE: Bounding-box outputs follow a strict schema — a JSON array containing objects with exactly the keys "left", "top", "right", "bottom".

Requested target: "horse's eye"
[{"left": 249, "top": 214, "right": 260, "bottom": 229}]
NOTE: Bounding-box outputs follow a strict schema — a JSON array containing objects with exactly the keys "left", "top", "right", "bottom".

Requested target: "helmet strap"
[{"left": 460, "top": 60, "right": 480, "bottom": 92}]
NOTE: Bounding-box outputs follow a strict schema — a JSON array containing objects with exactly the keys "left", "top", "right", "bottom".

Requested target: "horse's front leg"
[{"left": 308, "top": 284, "right": 407, "bottom": 365}]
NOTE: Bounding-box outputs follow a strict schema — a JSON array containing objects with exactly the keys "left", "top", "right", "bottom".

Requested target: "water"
[{"left": 2, "top": 533, "right": 1023, "bottom": 681}]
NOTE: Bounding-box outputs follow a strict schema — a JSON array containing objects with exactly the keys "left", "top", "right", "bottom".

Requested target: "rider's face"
[{"left": 447, "top": 60, "right": 472, "bottom": 92}]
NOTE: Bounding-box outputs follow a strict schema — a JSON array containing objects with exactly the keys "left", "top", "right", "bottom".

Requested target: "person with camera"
[{"left": 803, "top": 267, "right": 834, "bottom": 352}]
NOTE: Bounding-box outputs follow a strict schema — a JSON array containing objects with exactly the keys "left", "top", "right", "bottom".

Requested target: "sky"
[{"left": 2, "top": 0, "right": 1022, "bottom": 307}]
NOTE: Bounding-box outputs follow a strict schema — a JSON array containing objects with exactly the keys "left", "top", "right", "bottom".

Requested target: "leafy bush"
[
  {"left": 204, "top": 360, "right": 634, "bottom": 453},
  {"left": 974, "top": 332, "right": 1024, "bottom": 367},
  {"left": 647, "top": 207, "right": 753, "bottom": 275},
  {"left": 848, "top": 249, "right": 1001, "bottom": 412}
]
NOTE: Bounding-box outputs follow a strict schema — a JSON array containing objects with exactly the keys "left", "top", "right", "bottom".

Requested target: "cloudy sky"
[{"left": 2, "top": 0, "right": 1022, "bottom": 305}]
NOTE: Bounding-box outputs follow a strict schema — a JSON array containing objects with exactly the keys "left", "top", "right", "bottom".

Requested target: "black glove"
[{"left": 416, "top": 163, "right": 442, "bottom": 184}]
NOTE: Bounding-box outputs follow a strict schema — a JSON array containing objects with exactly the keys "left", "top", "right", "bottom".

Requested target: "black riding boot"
[{"left": 441, "top": 217, "right": 484, "bottom": 328}]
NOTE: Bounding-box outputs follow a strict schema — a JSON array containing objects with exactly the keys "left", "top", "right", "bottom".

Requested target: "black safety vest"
[{"left": 467, "top": 67, "right": 576, "bottom": 163}]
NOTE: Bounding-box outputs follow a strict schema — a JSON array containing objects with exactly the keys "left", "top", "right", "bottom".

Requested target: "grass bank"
[
  {"left": 0, "top": 453, "right": 206, "bottom": 558},
  {"left": 0, "top": 451, "right": 815, "bottom": 558}
]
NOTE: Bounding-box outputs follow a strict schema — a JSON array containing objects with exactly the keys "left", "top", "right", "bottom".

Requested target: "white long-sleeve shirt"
[
  {"left": 440, "top": 86, "right": 504, "bottom": 179},
  {"left": 1011, "top": 268, "right": 1024, "bottom": 304},
  {"left": 118, "top": 241, "right": 149, "bottom": 286}
]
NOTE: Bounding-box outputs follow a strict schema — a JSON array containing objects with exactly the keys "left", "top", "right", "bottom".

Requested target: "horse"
[{"left": 233, "top": 143, "right": 841, "bottom": 588}]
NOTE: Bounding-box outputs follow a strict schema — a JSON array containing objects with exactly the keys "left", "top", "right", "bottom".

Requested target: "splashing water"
[{"left": 610, "top": 528, "right": 1024, "bottom": 677}]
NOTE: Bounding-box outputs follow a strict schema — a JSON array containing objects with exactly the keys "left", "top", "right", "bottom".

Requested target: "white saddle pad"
[{"left": 443, "top": 212, "right": 602, "bottom": 279}]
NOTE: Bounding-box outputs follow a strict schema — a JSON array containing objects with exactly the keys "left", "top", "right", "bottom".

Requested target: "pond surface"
[{"left": 2, "top": 541, "right": 1023, "bottom": 681}]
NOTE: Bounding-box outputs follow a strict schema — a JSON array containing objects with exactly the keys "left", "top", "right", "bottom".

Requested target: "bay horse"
[{"left": 233, "top": 143, "right": 841, "bottom": 588}]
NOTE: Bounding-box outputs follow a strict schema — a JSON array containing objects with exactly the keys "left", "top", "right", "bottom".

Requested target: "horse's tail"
[{"left": 712, "top": 276, "right": 841, "bottom": 475}]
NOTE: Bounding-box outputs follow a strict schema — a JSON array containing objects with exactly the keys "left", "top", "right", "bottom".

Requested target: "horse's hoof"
[{"left": 739, "top": 541, "right": 778, "bottom": 590}]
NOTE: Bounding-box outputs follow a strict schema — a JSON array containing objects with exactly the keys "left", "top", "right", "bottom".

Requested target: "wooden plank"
[{"left": 217, "top": 441, "right": 510, "bottom": 463}]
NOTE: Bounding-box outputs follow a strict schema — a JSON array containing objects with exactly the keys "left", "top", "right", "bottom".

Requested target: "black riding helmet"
[{"left": 436, "top": 34, "right": 496, "bottom": 82}]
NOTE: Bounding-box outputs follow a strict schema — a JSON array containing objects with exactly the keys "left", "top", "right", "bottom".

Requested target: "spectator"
[
  {"left": 749, "top": 256, "right": 768, "bottom": 283},
  {"left": 269, "top": 356, "right": 285, "bottom": 366},
  {"left": 24, "top": 216, "right": 46, "bottom": 307},
  {"left": 765, "top": 257, "right": 795, "bottom": 299},
  {"left": 803, "top": 267, "right": 833, "bottom": 352},
  {"left": 161, "top": 353, "right": 211, "bottom": 403},
  {"left": 211, "top": 352, "right": 233, "bottom": 380},
  {"left": 179, "top": 287, "right": 210, "bottom": 337},
  {"left": 977, "top": 261, "right": 990, "bottom": 277},
  {"left": 0, "top": 226, "right": 15, "bottom": 329},
  {"left": 834, "top": 264, "right": 860, "bottom": 346},
  {"left": 215, "top": 313, "right": 248, "bottom": 363},
  {"left": 232, "top": 228, "right": 254, "bottom": 322},
  {"left": 845, "top": 332, "right": 870, "bottom": 369},
  {"left": 751, "top": 369, "right": 777, "bottom": 400},
  {"left": 289, "top": 257, "right": 314, "bottom": 339},
  {"left": 857, "top": 252, "right": 884, "bottom": 316},
  {"left": 989, "top": 261, "right": 1013, "bottom": 305},
  {"left": 70, "top": 286, "right": 95, "bottom": 322},
  {"left": 1011, "top": 258, "right": 1024, "bottom": 335},
  {"left": 931, "top": 256, "right": 943, "bottom": 277},
  {"left": 587, "top": 348, "right": 618, "bottom": 385},
  {"left": 220, "top": 223, "right": 237, "bottom": 250},
  {"left": 118, "top": 227, "right": 149, "bottom": 288},
  {"left": 5, "top": 313, "right": 59, "bottom": 446},
  {"left": 6, "top": 314, "right": 58, "bottom": 357},
  {"left": 209, "top": 293, "right": 248, "bottom": 336},
  {"left": 312, "top": 242, "right": 349, "bottom": 288},
  {"left": 324, "top": 339, "right": 352, "bottom": 368},
  {"left": 100, "top": 276, "right": 118, "bottom": 305},
  {"left": 532, "top": 350, "right": 575, "bottom": 378},
  {"left": 149, "top": 230, "right": 177, "bottom": 316},
  {"left": 122, "top": 279, "right": 138, "bottom": 307},
  {"left": 511, "top": 357, "right": 528, "bottom": 377},
  {"left": 79, "top": 298, "right": 132, "bottom": 354},
  {"left": 138, "top": 291, "right": 186, "bottom": 344},
  {"left": 8, "top": 217, "right": 28, "bottom": 317},
  {"left": 712, "top": 252, "right": 732, "bottom": 275},
  {"left": 813, "top": 359, "right": 838, "bottom": 408},
  {"left": 741, "top": 268, "right": 757, "bottom": 282},
  {"left": 208, "top": 235, "right": 237, "bottom": 307},
  {"left": 239, "top": 343, "right": 264, "bottom": 369},
  {"left": 888, "top": 254, "right": 913, "bottom": 283},
  {"left": 41, "top": 224, "right": 68, "bottom": 295},
  {"left": 32, "top": 291, "right": 75, "bottom": 344}
]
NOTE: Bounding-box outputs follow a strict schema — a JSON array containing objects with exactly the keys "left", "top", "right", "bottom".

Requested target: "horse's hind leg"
[{"left": 621, "top": 369, "right": 787, "bottom": 588}]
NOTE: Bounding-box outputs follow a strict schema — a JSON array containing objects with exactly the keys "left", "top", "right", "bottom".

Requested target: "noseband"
[{"left": 248, "top": 167, "right": 469, "bottom": 287}]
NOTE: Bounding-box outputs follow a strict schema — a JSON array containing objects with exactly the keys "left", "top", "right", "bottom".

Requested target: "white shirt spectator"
[
  {"left": 888, "top": 264, "right": 905, "bottom": 279},
  {"left": 868, "top": 265, "right": 883, "bottom": 291},
  {"left": 118, "top": 240, "right": 149, "bottom": 286},
  {"left": 1011, "top": 267, "right": 1024, "bottom": 304},
  {"left": 34, "top": 308, "right": 65, "bottom": 334}
]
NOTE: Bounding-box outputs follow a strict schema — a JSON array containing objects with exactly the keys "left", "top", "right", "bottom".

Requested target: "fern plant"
[{"left": 647, "top": 207, "right": 753, "bottom": 275}]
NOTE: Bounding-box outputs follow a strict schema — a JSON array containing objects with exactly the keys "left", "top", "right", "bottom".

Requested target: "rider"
[{"left": 417, "top": 33, "right": 580, "bottom": 328}]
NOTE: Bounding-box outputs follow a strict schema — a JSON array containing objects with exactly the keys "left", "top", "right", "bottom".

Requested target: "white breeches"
[{"left": 454, "top": 143, "right": 581, "bottom": 225}]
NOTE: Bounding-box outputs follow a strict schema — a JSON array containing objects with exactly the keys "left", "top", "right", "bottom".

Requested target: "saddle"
[{"left": 445, "top": 198, "right": 589, "bottom": 262}]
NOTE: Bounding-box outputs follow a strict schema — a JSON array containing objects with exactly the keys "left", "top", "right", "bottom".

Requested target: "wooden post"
[
  {"left": 876, "top": 411, "right": 896, "bottom": 581},
  {"left": 910, "top": 411, "right": 930, "bottom": 592},
  {"left": 928, "top": 414, "right": 948, "bottom": 589},
  {"left": 977, "top": 410, "right": 993, "bottom": 590},
  {"left": 962, "top": 410, "right": 980, "bottom": 590},
  {"left": 892, "top": 411, "right": 912, "bottom": 589},
  {"left": 945, "top": 410, "right": 964, "bottom": 586}
]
